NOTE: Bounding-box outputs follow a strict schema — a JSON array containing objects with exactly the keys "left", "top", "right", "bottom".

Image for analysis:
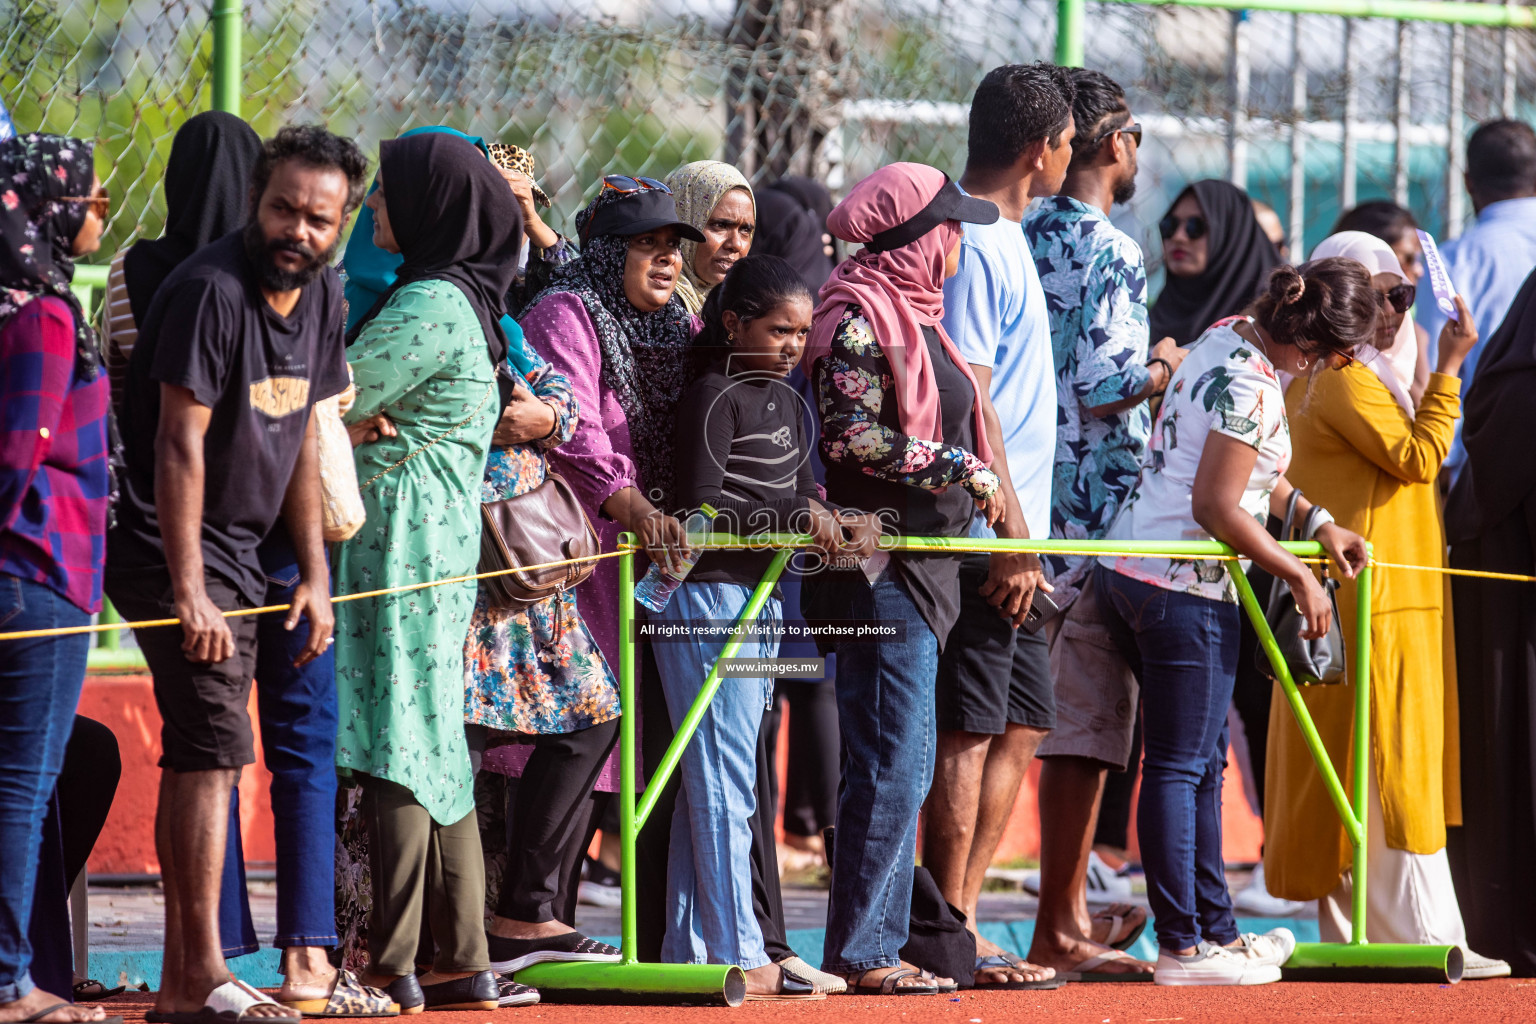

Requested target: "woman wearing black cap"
[{"left": 517, "top": 176, "right": 703, "bottom": 967}]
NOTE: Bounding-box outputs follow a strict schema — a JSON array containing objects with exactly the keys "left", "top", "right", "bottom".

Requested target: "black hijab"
[
  {"left": 1445, "top": 269, "right": 1536, "bottom": 541},
  {"left": 755, "top": 183, "right": 835, "bottom": 293},
  {"left": 122, "top": 111, "right": 262, "bottom": 327},
  {"left": 346, "top": 132, "right": 523, "bottom": 367},
  {"left": 770, "top": 176, "right": 842, "bottom": 266},
  {"left": 0, "top": 132, "right": 99, "bottom": 376},
  {"left": 1149, "top": 179, "right": 1280, "bottom": 345}
]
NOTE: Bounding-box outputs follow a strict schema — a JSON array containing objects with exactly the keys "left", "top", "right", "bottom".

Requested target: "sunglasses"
[
  {"left": 601, "top": 174, "right": 672, "bottom": 196},
  {"left": 1327, "top": 348, "right": 1358, "bottom": 371},
  {"left": 57, "top": 188, "right": 111, "bottom": 219},
  {"left": 1160, "top": 214, "right": 1207, "bottom": 241},
  {"left": 1380, "top": 283, "right": 1416, "bottom": 314},
  {"left": 1107, "top": 121, "right": 1142, "bottom": 147}
]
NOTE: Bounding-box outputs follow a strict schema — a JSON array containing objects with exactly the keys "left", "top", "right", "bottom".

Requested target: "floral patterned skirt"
[{"left": 463, "top": 587, "right": 620, "bottom": 734}]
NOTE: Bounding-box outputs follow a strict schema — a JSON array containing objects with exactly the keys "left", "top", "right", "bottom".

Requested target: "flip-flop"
[
  {"left": 743, "top": 966, "right": 826, "bottom": 1001},
  {"left": 200, "top": 979, "right": 304, "bottom": 1023},
  {"left": 1061, "top": 949, "right": 1155, "bottom": 983},
  {"left": 840, "top": 968, "right": 939, "bottom": 996},
  {"left": 279, "top": 970, "right": 399, "bottom": 1018},
  {"left": 144, "top": 1013, "right": 201, "bottom": 1024},
  {"left": 73, "top": 981, "right": 126, "bottom": 1001},
  {"left": 21, "top": 1005, "right": 124, "bottom": 1024},
  {"left": 971, "top": 954, "right": 1067, "bottom": 991},
  {"left": 917, "top": 969, "right": 958, "bottom": 993},
  {"left": 1092, "top": 903, "right": 1150, "bottom": 951}
]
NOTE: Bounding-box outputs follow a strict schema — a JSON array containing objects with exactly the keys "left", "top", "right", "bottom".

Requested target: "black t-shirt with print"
[{"left": 109, "top": 231, "right": 349, "bottom": 606}]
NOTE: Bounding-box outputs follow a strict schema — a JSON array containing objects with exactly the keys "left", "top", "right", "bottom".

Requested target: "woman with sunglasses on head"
[
  {"left": 1260, "top": 235, "right": 1508, "bottom": 978},
  {"left": 1332, "top": 202, "right": 1432, "bottom": 406},
  {"left": 1095, "top": 259, "right": 1375, "bottom": 985},
  {"left": 0, "top": 132, "right": 117, "bottom": 1024},
  {"left": 518, "top": 173, "right": 704, "bottom": 961},
  {"left": 1150, "top": 180, "right": 1280, "bottom": 347}
]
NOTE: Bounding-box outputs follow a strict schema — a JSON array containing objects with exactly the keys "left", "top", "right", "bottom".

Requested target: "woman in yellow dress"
[{"left": 1263, "top": 231, "right": 1506, "bottom": 978}]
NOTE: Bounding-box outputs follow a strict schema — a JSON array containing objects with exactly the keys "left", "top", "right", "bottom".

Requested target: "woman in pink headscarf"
[{"left": 800, "top": 163, "right": 1002, "bottom": 995}]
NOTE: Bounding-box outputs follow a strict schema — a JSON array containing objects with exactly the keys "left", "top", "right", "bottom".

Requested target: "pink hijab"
[{"left": 802, "top": 163, "right": 993, "bottom": 464}]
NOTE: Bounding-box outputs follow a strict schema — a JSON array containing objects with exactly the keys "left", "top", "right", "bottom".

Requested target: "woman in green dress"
[{"left": 334, "top": 132, "right": 522, "bottom": 1013}]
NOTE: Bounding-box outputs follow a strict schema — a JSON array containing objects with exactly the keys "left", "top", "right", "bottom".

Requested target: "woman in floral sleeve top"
[
  {"left": 801, "top": 164, "right": 1003, "bottom": 993},
  {"left": 816, "top": 304, "right": 997, "bottom": 494}
]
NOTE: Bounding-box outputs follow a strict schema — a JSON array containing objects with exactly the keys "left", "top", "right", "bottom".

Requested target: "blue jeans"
[
  {"left": 218, "top": 531, "right": 339, "bottom": 953},
  {"left": 0, "top": 575, "right": 90, "bottom": 1002},
  {"left": 1096, "top": 565, "right": 1241, "bottom": 952},
  {"left": 822, "top": 570, "right": 939, "bottom": 973},
  {"left": 651, "top": 582, "right": 779, "bottom": 970}
]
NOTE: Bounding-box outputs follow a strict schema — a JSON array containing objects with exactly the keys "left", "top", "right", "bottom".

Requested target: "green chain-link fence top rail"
[{"left": 4, "top": 0, "right": 1533, "bottom": 270}]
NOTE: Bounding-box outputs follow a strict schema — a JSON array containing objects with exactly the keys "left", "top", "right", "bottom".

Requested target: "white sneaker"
[
  {"left": 1155, "top": 942, "right": 1283, "bottom": 986},
  {"left": 1021, "top": 850, "right": 1133, "bottom": 903},
  {"left": 1463, "top": 950, "right": 1512, "bottom": 980},
  {"left": 1234, "top": 927, "right": 1296, "bottom": 968},
  {"left": 1232, "top": 864, "right": 1306, "bottom": 917}
]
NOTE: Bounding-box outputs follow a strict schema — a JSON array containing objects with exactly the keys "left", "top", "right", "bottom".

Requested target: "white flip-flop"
[{"left": 201, "top": 979, "right": 302, "bottom": 1023}]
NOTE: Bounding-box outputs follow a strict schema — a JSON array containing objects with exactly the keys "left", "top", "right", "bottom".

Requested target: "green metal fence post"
[
  {"left": 212, "top": 1, "right": 243, "bottom": 116},
  {"left": 1057, "top": 0, "right": 1086, "bottom": 65},
  {"left": 1351, "top": 556, "right": 1372, "bottom": 944},
  {"left": 618, "top": 539, "right": 639, "bottom": 963},
  {"left": 513, "top": 535, "right": 746, "bottom": 1004},
  {"left": 633, "top": 548, "right": 793, "bottom": 831}
]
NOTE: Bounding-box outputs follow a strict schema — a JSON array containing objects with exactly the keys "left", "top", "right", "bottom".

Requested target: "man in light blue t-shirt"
[{"left": 926, "top": 61, "right": 1075, "bottom": 990}]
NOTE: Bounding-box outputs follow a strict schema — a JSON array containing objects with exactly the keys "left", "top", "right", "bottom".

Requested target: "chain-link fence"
[{"left": 3, "top": 0, "right": 1534, "bottom": 272}]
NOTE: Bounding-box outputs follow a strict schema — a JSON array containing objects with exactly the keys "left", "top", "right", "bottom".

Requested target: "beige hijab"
[
  {"left": 1309, "top": 231, "right": 1417, "bottom": 414},
  {"left": 664, "top": 160, "right": 755, "bottom": 315}
]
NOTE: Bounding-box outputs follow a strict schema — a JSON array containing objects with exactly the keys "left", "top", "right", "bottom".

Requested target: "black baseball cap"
[
  {"left": 580, "top": 189, "right": 706, "bottom": 245},
  {"left": 867, "top": 179, "right": 1000, "bottom": 253}
]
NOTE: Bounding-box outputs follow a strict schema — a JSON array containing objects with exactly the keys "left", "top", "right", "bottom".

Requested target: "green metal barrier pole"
[
  {"left": 1114, "top": 0, "right": 1535, "bottom": 29},
  {"left": 1057, "top": 0, "right": 1086, "bottom": 64},
  {"left": 1229, "top": 567, "right": 1361, "bottom": 848},
  {"left": 212, "top": 1, "right": 243, "bottom": 116},
  {"left": 514, "top": 536, "right": 746, "bottom": 1004},
  {"left": 1351, "top": 557, "right": 1372, "bottom": 944},
  {"left": 633, "top": 548, "right": 793, "bottom": 832},
  {"left": 618, "top": 540, "right": 639, "bottom": 962}
]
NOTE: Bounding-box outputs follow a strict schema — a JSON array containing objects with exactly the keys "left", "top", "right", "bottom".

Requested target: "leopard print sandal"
[{"left": 280, "top": 969, "right": 400, "bottom": 1018}]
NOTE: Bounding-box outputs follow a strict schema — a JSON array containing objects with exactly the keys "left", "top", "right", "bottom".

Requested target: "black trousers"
[
  {"left": 763, "top": 681, "right": 840, "bottom": 840},
  {"left": 29, "top": 716, "right": 123, "bottom": 996},
  {"left": 469, "top": 718, "right": 619, "bottom": 925},
  {"left": 1094, "top": 715, "right": 1140, "bottom": 851}
]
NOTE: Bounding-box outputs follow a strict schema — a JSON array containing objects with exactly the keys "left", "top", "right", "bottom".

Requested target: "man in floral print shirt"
[{"left": 1021, "top": 68, "right": 1185, "bottom": 981}]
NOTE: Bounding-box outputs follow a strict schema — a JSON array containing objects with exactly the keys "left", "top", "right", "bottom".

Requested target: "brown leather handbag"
[{"left": 478, "top": 472, "right": 599, "bottom": 612}]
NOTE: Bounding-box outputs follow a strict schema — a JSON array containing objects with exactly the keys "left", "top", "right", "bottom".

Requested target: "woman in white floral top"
[{"left": 1094, "top": 261, "right": 1373, "bottom": 986}]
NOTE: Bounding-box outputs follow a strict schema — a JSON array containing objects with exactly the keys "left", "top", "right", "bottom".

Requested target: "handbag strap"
[
  {"left": 360, "top": 379, "right": 497, "bottom": 492},
  {"left": 1262, "top": 488, "right": 1306, "bottom": 620}
]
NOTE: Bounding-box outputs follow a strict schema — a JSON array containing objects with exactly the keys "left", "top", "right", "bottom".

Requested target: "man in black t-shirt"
[{"left": 105, "top": 125, "right": 367, "bottom": 1022}]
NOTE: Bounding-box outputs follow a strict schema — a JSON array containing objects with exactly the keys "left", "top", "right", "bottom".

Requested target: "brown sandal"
[{"left": 841, "top": 967, "right": 939, "bottom": 996}]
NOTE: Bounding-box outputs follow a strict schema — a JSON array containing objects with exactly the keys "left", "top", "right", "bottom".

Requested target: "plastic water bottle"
[{"left": 634, "top": 504, "right": 718, "bottom": 613}]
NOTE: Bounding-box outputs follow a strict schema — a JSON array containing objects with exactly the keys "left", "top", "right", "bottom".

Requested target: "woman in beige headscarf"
[{"left": 664, "top": 160, "right": 756, "bottom": 313}]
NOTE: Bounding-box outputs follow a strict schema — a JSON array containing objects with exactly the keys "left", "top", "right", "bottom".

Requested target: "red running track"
[{"left": 104, "top": 981, "right": 1535, "bottom": 1024}]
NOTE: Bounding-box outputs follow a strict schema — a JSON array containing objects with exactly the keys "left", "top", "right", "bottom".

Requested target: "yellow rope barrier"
[
  {"left": 0, "top": 549, "right": 632, "bottom": 641},
  {"left": 0, "top": 544, "right": 1530, "bottom": 643}
]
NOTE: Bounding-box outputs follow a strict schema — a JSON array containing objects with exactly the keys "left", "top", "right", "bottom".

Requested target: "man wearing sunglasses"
[{"left": 1022, "top": 68, "right": 1188, "bottom": 983}]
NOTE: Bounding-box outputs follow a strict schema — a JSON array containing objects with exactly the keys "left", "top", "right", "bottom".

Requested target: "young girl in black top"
[{"left": 651, "top": 255, "right": 873, "bottom": 997}]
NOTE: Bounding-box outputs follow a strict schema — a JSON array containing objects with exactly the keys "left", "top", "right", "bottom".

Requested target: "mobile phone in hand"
[{"left": 1020, "top": 588, "right": 1062, "bottom": 635}]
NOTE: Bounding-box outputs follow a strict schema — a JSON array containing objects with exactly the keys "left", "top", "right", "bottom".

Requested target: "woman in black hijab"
[
  {"left": 1445, "top": 269, "right": 1536, "bottom": 978},
  {"left": 105, "top": 112, "right": 261, "bottom": 408},
  {"left": 333, "top": 132, "right": 523, "bottom": 1012},
  {"left": 754, "top": 179, "right": 837, "bottom": 293},
  {"left": 1149, "top": 179, "right": 1280, "bottom": 345}
]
